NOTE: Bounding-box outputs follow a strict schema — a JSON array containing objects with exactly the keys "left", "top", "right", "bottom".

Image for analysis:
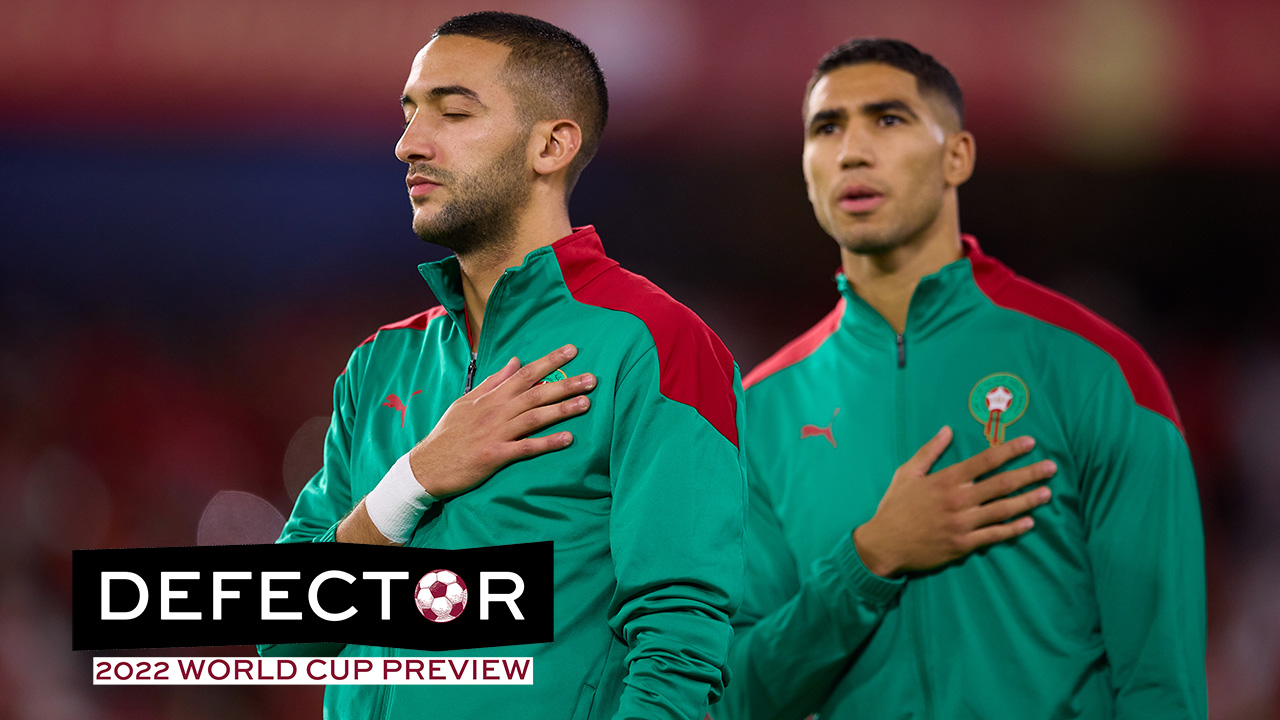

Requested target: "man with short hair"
[
  {"left": 714, "top": 38, "right": 1206, "bottom": 719},
  {"left": 260, "top": 12, "right": 747, "bottom": 719}
]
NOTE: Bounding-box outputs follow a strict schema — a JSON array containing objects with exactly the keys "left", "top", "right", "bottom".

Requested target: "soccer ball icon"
[{"left": 415, "top": 569, "right": 468, "bottom": 623}]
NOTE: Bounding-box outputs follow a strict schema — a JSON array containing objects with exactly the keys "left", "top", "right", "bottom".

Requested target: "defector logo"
[{"left": 72, "top": 542, "right": 552, "bottom": 652}]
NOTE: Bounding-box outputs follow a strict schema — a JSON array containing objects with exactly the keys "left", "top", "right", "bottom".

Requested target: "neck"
[
  {"left": 839, "top": 208, "right": 962, "bottom": 335},
  {"left": 456, "top": 200, "right": 573, "bottom": 349}
]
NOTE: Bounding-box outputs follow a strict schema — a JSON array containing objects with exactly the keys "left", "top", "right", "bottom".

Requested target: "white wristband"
[{"left": 364, "top": 451, "right": 435, "bottom": 544}]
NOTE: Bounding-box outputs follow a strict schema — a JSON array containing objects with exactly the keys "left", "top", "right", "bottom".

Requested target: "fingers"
[
  {"left": 970, "top": 485, "right": 1052, "bottom": 528},
  {"left": 471, "top": 356, "right": 520, "bottom": 394},
  {"left": 903, "top": 426, "right": 954, "bottom": 477},
  {"left": 972, "top": 459, "right": 1057, "bottom": 504},
  {"left": 507, "top": 431, "right": 575, "bottom": 461},
  {"left": 515, "top": 371, "right": 595, "bottom": 410},
  {"left": 498, "top": 344, "right": 578, "bottom": 396},
  {"left": 511, "top": 396, "right": 591, "bottom": 436},
  {"left": 960, "top": 516, "right": 1036, "bottom": 552},
  {"left": 953, "top": 435, "right": 1036, "bottom": 481}
]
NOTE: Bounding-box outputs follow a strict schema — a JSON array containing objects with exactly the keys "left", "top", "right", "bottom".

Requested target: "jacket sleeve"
[
  {"left": 258, "top": 361, "right": 359, "bottom": 658},
  {"left": 1077, "top": 367, "right": 1207, "bottom": 719},
  {"left": 711, "top": 418, "right": 903, "bottom": 720},
  {"left": 605, "top": 345, "right": 746, "bottom": 720}
]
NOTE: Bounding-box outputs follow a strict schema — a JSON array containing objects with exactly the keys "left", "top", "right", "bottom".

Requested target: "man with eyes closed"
[
  {"left": 258, "top": 11, "right": 749, "bottom": 720},
  {"left": 712, "top": 38, "right": 1206, "bottom": 720}
]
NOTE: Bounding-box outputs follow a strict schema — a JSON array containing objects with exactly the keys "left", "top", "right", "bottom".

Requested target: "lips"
[
  {"left": 837, "top": 184, "right": 884, "bottom": 213},
  {"left": 407, "top": 176, "right": 442, "bottom": 198}
]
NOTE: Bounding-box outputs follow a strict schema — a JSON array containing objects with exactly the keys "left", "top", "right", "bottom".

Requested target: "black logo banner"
[{"left": 73, "top": 541, "right": 553, "bottom": 652}]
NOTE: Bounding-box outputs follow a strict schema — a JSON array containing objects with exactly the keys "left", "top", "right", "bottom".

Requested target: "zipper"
[
  {"left": 462, "top": 270, "right": 512, "bottom": 394},
  {"left": 895, "top": 330, "right": 932, "bottom": 720},
  {"left": 464, "top": 353, "right": 477, "bottom": 393},
  {"left": 462, "top": 305, "right": 478, "bottom": 393}
]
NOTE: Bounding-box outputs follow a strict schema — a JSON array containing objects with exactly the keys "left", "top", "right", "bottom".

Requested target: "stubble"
[{"left": 410, "top": 133, "right": 532, "bottom": 259}]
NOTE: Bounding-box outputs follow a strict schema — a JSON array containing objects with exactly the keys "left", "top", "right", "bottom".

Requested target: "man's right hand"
[
  {"left": 408, "top": 343, "right": 596, "bottom": 499},
  {"left": 337, "top": 344, "right": 594, "bottom": 544},
  {"left": 852, "top": 426, "right": 1055, "bottom": 578}
]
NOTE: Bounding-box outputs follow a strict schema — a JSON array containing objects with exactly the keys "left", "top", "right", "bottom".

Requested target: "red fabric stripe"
[
  {"left": 743, "top": 299, "right": 846, "bottom": 389},
  {"left": 356, "top": 305, "right": 450, "bottom": 348},
  {"left": 553, "top": 228, "right": 740, "bottom": 447},
  {"left": 463, "top": 307, "right": 474, "bottom": 349},
  {"left": 964, "top": 236, "right": 1182, "bottom": 431}
]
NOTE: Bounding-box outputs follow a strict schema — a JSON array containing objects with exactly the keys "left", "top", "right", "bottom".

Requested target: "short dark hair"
[
  {"left": 434, "top": 11, "right": 609, "bottom": 195},
  {"left": 808, "top": 38, "right": 964, "bottom": 127}
]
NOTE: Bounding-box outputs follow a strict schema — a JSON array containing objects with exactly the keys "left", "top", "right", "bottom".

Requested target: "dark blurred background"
[{"left": 2, "top": 0, "right": 1278, "bottom": 717}]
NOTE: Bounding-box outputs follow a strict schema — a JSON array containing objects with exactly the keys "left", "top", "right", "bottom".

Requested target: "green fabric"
[
  {"left": 261, "top": 230, "right": 746, "bottom": 720},
  {"left": 715, "top": 252, "right": 1205, "bottom": 719}
]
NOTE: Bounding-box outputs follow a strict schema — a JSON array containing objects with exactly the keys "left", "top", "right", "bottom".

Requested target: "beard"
[
  {"left": 410, "top": 134, "right": 532, "bottom": 257},
  {"left": 842, "top": 231, "right": 908, "bottom": 256},
  {"left": 833, "top": 199, "right": 943, "bottom": 257}
]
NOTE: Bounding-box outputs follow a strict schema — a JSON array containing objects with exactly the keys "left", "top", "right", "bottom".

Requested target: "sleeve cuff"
[
  {"left": 276, "top": 518, "right": 341, "bottom": 544},
  {"left": 832, "top": 534, "right": 904, "bottom": 605},
  {"left": 315, "top": 520, "right": 340, "bottom": 543}
]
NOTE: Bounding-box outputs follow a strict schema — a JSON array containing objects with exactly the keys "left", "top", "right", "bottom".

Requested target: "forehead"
[
  {"left": 403, "top": 34, "right": 513, "bottom": 98},
  {"left": 805, "top": 62, "right": 930, "bottom": 120}
]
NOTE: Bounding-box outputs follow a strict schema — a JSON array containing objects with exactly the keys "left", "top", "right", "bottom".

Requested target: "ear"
[
  {"left": 943, "top": 130, "right": 976, "bottom": 187},
  {"left": 528, "top": 119, "right": 583, "bottom": 177}
]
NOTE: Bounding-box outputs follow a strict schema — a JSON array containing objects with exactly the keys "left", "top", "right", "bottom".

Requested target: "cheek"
[
  {"left": 897, "top": 151, "right": 945, "bottom": 200},
  {"left": 801, "top": 163, "right": 820, "bottom": 203},
  {"left": 798, "top": 147, "right": 829, "bottom": 192},
  {"left": 804, "top": 177, "right": 819, "bottom": 206}
]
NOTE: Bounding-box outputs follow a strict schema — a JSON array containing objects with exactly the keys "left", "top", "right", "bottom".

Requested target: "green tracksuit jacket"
[
  {"left": 713, "top": 237, "right": 1205, "bottom": 720},
  {"left": 261, "top": 227, "right": 747, "bottom": 720}
]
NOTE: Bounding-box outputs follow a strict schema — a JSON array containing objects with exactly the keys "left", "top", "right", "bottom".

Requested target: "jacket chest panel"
[
  {"left": 767, "top": 369, "right": 900, "bottom": 568},
  {"left": 772, "top": 335, "right": 1088, "bottom": 574},
  {"left": 905, "top": 339, "right": 1081, "bottom": 508},
  {"left": 877, "top": 342, "right": 1095, "bottom": 636},
  {"left": 349, "top": 329, "right": 638, "bottom": 543}
]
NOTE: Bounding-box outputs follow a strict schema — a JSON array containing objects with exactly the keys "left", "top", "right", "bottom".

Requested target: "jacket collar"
[
  {"left": 834, "top": 234, "right": 992, "bottom": 346},
  {"left": 416, "top": 226, "right": 607, "bottom": 339}
]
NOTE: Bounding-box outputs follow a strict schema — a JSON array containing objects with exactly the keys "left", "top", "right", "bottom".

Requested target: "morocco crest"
[{"left": 968, "top": 373, "right": 1029, "bottom": 446}]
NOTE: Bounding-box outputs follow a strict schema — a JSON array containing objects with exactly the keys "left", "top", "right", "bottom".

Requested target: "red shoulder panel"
[
  {"left": 355, "top": 305, "right": 450, "bottom": 349},
  {"left": 964, "top": 236, "right": 1182, "bottom": 431},
  {"left": 743, "top": 300, "right": 846, "bottom": 389},
  {"left": 553, "top": 229, "right": 740, "bottom": 447}
]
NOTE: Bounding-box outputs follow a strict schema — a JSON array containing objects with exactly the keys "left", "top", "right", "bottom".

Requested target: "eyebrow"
[
  {"left": 400, "top": 85, "right": 484, "bottom": 108},
  {"left": 862, "top": 100, "right": 919, "bottom": 120},
  {"left": 807, "top": 108, "right": 847, "bottom": 131}
]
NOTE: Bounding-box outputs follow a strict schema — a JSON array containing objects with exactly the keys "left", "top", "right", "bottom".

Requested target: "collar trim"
[{"left": 551, "top": 226, "right": 618, "bottom": 294}]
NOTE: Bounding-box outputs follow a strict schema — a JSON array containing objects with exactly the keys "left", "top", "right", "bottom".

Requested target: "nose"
[
  {"left": 395, "top": 112, "right": 437, "bottom": 164},
  {"left": 837, "top": 124, "right": 874, "bottom": 169}
]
